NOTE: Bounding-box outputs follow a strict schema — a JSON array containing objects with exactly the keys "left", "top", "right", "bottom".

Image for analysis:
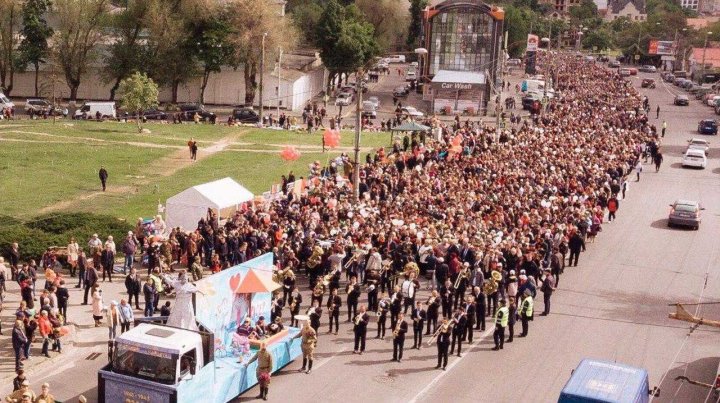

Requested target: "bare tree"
[
  {"left": 53, "top": 0, "right": 109, "bottom": 100},
  {"left": 0, "top": 0, "right": 22, "bottom": 95}
]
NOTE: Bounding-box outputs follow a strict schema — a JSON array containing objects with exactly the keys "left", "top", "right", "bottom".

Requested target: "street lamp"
[{"left": 701, "top": 31, "right": 712, "bottom": 84}]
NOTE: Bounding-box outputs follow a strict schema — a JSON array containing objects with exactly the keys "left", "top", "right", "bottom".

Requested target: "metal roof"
[{"left": 431, "top": 70, "right": 486, "bottom": 85}]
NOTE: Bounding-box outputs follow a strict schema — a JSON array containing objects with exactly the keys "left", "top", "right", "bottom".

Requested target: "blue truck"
[{"left": 559, "top": 359, "right": 656, "bottom": 403}]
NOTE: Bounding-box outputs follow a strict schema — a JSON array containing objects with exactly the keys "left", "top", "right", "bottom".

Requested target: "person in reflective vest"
[
  {"left": 492, "top": 299, "right": 509, "bottom": 351},
  {"left": 519, "top": 289, "right": 533, "bottom": 337}
]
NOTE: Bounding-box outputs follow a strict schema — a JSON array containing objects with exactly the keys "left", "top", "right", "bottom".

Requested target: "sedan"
[
  {"left": 698, "top": 119, "right": 718, "bottom": 135},
  {"left": 687, "top": 138, "right": 711, "bottom": 153},
  {"left": 681, "top": 148, "right": 707, "bottom": 169},
  {"left": 628, "top": 68, "right": 638, "bottom": 75},
  {"left": 335, "top": 93, "right": 353, "bottom": 106},
  {"left": 401, "top": 106, "right": 424, "bottom": 118},
  {"left": 393, "top": 86, "right": 410, "bottom": 98},
  {"left": 608, "top": 60, "right": 621, "bottom": 68},
  {"left": 674, "top": 95, "right": 689, "bottom": 106},
  {"left": 366, "top": 96, "right": 380, "bottom": 109},
  {"left": 619, "top": 68, "right": 631, "bottom": 77},
  {"left": 639, "top": 65, "right": 657, "bottom": 73},
  {"left": 641, "top": 78, "right": 656, "bottom": 88},
  {"left": 668, "top": 200, "right": 704, "bottom": 229}
]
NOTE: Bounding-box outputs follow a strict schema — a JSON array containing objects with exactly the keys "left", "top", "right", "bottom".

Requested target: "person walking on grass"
[{"left": 99, "top": 166, "right": 108, "bottom": 191}]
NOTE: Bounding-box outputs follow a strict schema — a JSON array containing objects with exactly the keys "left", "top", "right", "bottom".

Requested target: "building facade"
[
  {"left": 421, "top": 0, "right": 504, "bottom": 114},
  {"left": 604, "top": 0, "right": 646, "bottom": 21}
]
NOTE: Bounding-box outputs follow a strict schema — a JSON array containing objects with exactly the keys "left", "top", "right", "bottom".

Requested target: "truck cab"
[{"left": 559, "top": 359, "right": 655, "bottom": 403}]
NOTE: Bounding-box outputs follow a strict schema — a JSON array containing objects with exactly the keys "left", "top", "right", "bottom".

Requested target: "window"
[
  {"left": 179, "top": 349, "right": 197, "bottom": 378},
  {"left": 112, "top": 343, "right": 179, "bottom": 385},
  {"left": 429, "top": 8, "right": 494, "bottom": 75}
]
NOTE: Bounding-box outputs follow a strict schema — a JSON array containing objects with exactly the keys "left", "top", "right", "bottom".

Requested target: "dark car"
[
  {"left": 641, "top": 78, "right": 655, "bottom": 88},
  {"left": 674, "top": 95, "right": 689, "bottom": 106},
  {"left": 663, "top": 73, "right": 675, "bottom": 82},
  {"left": 521, "top": 95, "right": 541, "bottom": 112},
  {"left": 141, "top": 108, "right": 168, "bottom": 120},
  {"left": 608, "top": 60, "right": 620, "bottom": 68},
  {"left": 393, "top": 86, "right": 410, "bottom": 98},
  {"left": 698, "top": 119, "right": 718, "bottom": 135},
  {"left": 231, "top": 107, "right": 260, "bottom": 123},
  {"left": 178, "top": 103, "right": 216, "bottom": 122}
]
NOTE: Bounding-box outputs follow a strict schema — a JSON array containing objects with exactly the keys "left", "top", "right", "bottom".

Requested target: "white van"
[
  {"left": 74, "top": 101, "right": 116, "bottom": 119},
  {"left": 386, "top": 55, "right": 406, "bottom": 63},
  {"left": 0, "top": 92, "right": 14, "bottom": 111}
]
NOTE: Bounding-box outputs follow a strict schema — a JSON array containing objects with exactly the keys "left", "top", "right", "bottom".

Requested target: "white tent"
[{"left": 165, "top": 177, "right": 254, "bottom": 231}]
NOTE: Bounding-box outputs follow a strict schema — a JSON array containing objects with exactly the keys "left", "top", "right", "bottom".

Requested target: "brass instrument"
[
  {"left": 313, "top": 283, "right": 324, "bottom": 297},
  {"left": 344, "top": 250, "right": 364, "bottom": 269},
  {"left": 403, "top": 261, "right": 420, "bottom": 278},
  {"left": 427, "top": 318, "right": 457, "bottom": 346},
  {"left": 354, "top": 313, "right": 364, "bottom": 325},
  {"left": 454, "top": 266, "right": 471, "bottom": 289},
  {"left": 321, "top": 272, "right": 334, "bottom": 287},
  {"left": 307, "top": 245, "right": 324, "bottom": 269},
  {"left": 483, "top": 278, "right": 498, "bottom": 295},
  {"left": 393, "top": 321, "right": 401, "bottom": 338}
]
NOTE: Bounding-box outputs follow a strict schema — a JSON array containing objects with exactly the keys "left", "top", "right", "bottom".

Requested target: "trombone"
[
  {"left": 454, "top": 267, "right": 471, "bottom": 289},
  {"left": 427, "top": 318, "right": 456, "bottom": 346}
]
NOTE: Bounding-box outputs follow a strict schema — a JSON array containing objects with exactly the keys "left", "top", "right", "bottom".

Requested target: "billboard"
[
  {"left": 648, "top": 40, "right": 674, "bottom": 55},
  {"left": 527, "top": 34, "right": 539, "bottom": 52}
]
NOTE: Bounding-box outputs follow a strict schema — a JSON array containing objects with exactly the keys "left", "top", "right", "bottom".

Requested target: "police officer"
[
  {"left": 519, "top": 288, "right": 533, "bottom": 337},
  {"left": 492, "top": 299, "right": 509, "bottom": 350}
]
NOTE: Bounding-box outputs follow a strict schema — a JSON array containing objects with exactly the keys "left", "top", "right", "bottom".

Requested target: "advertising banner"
[
  {"left": 648, "top": 40, "right": 674, "bottom": 55},
  {"left": 527, "top": 34, "right": 539, "bottom": 52}
]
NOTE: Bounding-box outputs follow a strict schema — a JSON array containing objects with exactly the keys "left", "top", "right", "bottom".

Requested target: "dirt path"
[{"left": 37, "top": 135, "right": 238, "bottom": 214}]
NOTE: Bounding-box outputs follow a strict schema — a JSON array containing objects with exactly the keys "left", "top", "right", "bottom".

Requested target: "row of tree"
[{"left": 0, "top": 0, "right": 431, "bottom": 104}]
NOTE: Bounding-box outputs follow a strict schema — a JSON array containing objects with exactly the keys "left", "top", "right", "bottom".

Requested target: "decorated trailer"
[{"left": 98, "top": 253, "right": 301, "bottom": 403}]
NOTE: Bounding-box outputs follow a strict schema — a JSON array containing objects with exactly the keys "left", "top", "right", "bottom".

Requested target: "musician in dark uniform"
[
  {"left": 440, "top": 280, "right": 454, "bottom": 318},
  {"left": 271, "top": 293, "right": 284, "bottom": 323},
  {"left": 426, "top": 291, "right": 440, "bottom": 335},
  {"left": 366, "top": 270, "right": 380, "bottom": 311},
  {"left": 353, "top": 305, "right": 370, "bottom": 354},
  {"left": 308, "top": 301, "right": 322, "bottom": 334},
  {"left": 282, "top": 270, "right": 296, "bottom": 305},
  {"left": 389, "top": 285, "right": 403, "bottom": 330},
  {"left": 411, "top": 301, "right": 426, "bottom": 349},
  {"left": 463, "top": 295, "right": 476, "bottom": 343},
  {"left": 392, "top": 312, "right": 408, "bottom": 362},
  {"left": 376, "top": 292, "right": 390, "bottom": 339},
  {"left": 449, "top": 308, "right": 467, "bottom": 357},
  {"left": 289, "top": 288, "right": 303, "bottom": 327},
  {"left": 434, "top": 317, "right": 452, "bottom": 370},
  {"left": 453, "top": 263, "right": 470, "bottom": 310},
  {"left": 311, "top": 282, "right": 325, "bottom": 308},
  {"left": 346, "top": 276, "right": 361, "bottom": 322},
  {"left": 327, "top": 288, "right": 341, "bottom": 335}
]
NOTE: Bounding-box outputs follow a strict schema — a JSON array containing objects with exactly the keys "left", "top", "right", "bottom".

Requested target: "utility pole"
[
  {"left": 259, "top": 32, "right": 267, "bottom": 125},
  {"left": 353, "top": 70, "right": 363, "bottom": 201},
  {"left": 277, "top": 47, "right": 282, "bottom": 119}
]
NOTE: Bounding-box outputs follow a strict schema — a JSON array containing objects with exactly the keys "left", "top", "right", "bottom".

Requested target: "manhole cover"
[{"left": 373, "top": 375, "right": 395, "bottom": 384}]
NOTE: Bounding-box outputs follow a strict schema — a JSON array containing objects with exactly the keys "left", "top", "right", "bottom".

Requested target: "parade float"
[{"left": 97, "top": 253, "right": 301, "bottom": 403}]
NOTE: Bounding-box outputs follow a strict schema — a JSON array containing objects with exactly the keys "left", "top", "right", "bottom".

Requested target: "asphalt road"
[{"left": 2, "top": 67, "right": 720, "bottom": 403}]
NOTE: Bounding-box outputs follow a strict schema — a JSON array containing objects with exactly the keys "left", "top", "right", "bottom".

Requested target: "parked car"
[
  {"left": 681, "top": 80, "right": 695, "bottom": 90},
  {"left": 682, "top": 148, "right": 707, "bottom": 169},
  {"left": 73, "top": 101, "right": 116, "bottom": 119},
  {"left": 385, "top": 55, "right": 406, "bottom": 63},
  {"left": 687, "top": 138, "right": 711, "bottom": 153},
  {"left": 628, "top": 67, "right": 638, "bottom": 75},
  {"left": 0, "top": 92, "right": 13, "bottom": 112},
  {"left": 608, "top": 60, "right": 621, "bottom": 68},
  {"left": 405, "top": 71, "right": 417, "bottom": 82},
  {"left": 688, "top": 84, "right": 704, "bottom": 94},
  {"left": 401, "top": 106, "right": 424, "bottom": 118},
  {"left": 715, "top": 104, "right": 720, "bottom": 115},
  {"left": 24, "top": 98, "right": 59, "bottom": 115},
  {"left": 673, "top": 70, "right": 688, "bottom": 78},
  {"left": 705, "top": 94, "right": 720, "bottom": 105},
  {"left": 362, "top": 101, "right": 377, "bottom": 118},
  {"left": 231, "top": 107, "right": 260, "bottom": 123},
  {"left": 619, "top": 68, "right": 631, "bottom": 77},
  {"left": 663, "top": 73, "right": 675, "bottom": 82},
  {"left": 639, "top": 65, "right": 657, "bottom": 73},
  {"left": 674, "top": 95, "right": 689, "bottom": 106},
  {"left": 641, "top": 78, "right": 656, "bottom": 88},
  {"left": 668, "top": 200, "right": 704, "bottom": 229},
  {"left": 698, "top": 119, "right": 718, "bottom": 135},
  {"left": 393, "top": 86, "right": 410, "bottom": 97},
  {"left": 366, "top": 96, "right": 380, "bottom": 109},
  {"left": 335, "top": 92, "right": 353, "bottom": 106},
  {"left": 178, "top": 103, "right": 215, "bottom": 122},
  {"left": 673, "top": 77, "right": 686, "bottom": 86}
]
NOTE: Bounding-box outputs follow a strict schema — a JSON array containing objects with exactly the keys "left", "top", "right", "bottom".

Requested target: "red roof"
[
  {"left": 691, "top": 48, "right": 720, "bottom": 68},
  {"left": 234, "top": 269, "right": 281, "bottom": 293}
]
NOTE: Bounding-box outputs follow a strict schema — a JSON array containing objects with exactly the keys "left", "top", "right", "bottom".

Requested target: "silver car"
[{"left": 668, "top": 200, "right": 704, "bottom": 229}]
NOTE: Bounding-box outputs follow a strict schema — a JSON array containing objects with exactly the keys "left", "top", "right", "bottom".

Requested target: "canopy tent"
[
  {"left": 390, "top": 121, "right": 431, "bottom": 143},
  {"left": 234, "top": 269, "right": 281, "bottom": 293},
  {"left": 165, "top": 177, "right": 254, "bottom": 231}
]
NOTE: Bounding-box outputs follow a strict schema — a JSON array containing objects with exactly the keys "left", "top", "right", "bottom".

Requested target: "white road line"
[
  {"left": 408, "top": 327, "right": 495, "bottom": 403},
  {"left": 313, "top": 344, "right": 348, "bottom": 371}
]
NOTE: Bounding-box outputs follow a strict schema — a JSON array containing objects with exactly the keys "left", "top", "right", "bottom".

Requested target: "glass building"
[{"left": 422, "top": 0, "right": 504, "bottom": 114}]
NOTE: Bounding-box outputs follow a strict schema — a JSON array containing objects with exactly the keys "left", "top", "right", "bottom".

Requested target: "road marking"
[
  {"left": 313, "top": 343, "right": 348, "bottom": 371},
  {"left": 408, "top": 327, "right": 495, "bottom": 403}
]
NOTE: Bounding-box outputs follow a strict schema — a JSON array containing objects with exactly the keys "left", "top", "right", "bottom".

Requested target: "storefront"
[{"left": 430, "top": 70, "right": 486, "bottom": 114}]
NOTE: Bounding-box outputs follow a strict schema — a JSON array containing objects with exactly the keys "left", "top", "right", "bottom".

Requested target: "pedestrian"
[
  {"left": 118, "top": 299, "right": 134, "bottom": 334},
  {"left": 143, "top": 277, "right": 156, "bottom": 317},
  {"left": 56, "top": 280, "right": 69, "bottom": 320},
  {"left": 12, "top": 369, "right": 26, "bottom": 391},
  {"left": 661, "top": 120, "right": 667, "bottom": 137},
  {"left": 246, "top": 342, "right": 273, "bottom": 401},
  {"left": 635, "top": 160, "right": 643, "bottom": 181},
  {"left": 122, "top": 232, "right": 137, "bottom": 274},
  {"left": 607, "top": 196, "right": 619, "bottom": 222},
  {"left": 434, "top": 317, "right": 451, "bottom": 370},
  {"left": 519, "top": 289, "right": 533, "bottom": 336},
  {"left": 82, "top": 264, "right": 97, "bottom": 305},
  {"left": 101, "top": 244, "right": 115, "bottom": 282},
  {"left": 76, "top": 250, "right": 87, "bottom": 289},
  {"left": 492, "top": 299, "right": 508, "bottom": 350},
  {"left": 656, "top": 105, "right": 660, "bottom": 119},
  {"left": 36, "top": 383, "right": 56, "bottom": 403},
  {"left": 12, "top": 315, "right": 27, "bottom": 371},
  {"left": 411, "top": 301, "right": 426, "bottom": 349},
  {"left": 392, "top": 312, "right": 408, "bottom": 362},
  {"left": 125, "top": 268, "right": 141, "bottom": 310},
  {"left": 352, "top": 305, "right": 369, "bottom": 354},
  {"left": 507, "top": 296, "right": 517, "bottom": 343},
  {"left": 540, "top": 269, "right": 556, "bottom": 316},
  {"left": 91, "top": 285, "right": 104, "bottom": 327},
  {"left": 99, "top": 165, "right": 108, "bottom": 191},
  {"left": 293, "top": 320, "right": 317, "bottom": 374},
  {"left": 38, "top": 310, "right": 53, "bottom": 357},
  {"left": 568, "top": 231, "right": 586, "bottom": 267},
  {"left": 654, "top": 151, "right": 663, "bottom": 172},
  {"left": 106, "top": 300, "right": 120, "bottom": 340}
]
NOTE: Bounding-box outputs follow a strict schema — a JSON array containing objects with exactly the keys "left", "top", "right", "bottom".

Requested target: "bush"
[{"left": 0, "top": 212, "right": 133, "bottom": 263}]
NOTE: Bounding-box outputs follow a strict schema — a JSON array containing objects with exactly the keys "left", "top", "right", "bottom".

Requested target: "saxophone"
[
  {"left": 393, "top": 322, "right": 401, "bottom": 338},
  {"left": 354, "top": 313, "right": 364, "bottom": 325}
]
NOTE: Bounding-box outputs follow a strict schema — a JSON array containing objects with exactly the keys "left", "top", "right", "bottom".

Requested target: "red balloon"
[
  {"left": 280, "top": 146, "right": 301, "bottom": 161},
  {"left": 323, "top": 129, "right": 341, "bottom": 148}
]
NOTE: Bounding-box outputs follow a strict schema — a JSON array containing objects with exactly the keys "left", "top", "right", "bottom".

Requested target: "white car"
[
  {"left": 367, "top": 96, "right": 380, "bottom": 109},
  {"left": 687, "top": 138, "right": 710, "bottom": 154},
  {"left": 681, "top": 148, "right": 707, "bottom": 169},
  {"left": 410, "top": 61, "right": 419, "bottom": 68},
  {"left": 401, "top": 106, "right": 424, "bottom": 118},
  {"left": 707, "top": 96, "right": 720, "bottom": 107},
  {"left": 405, "top": 71, "right": 417, "bottom": 82},
  {"left": 335, "top": 93, "right": 353, "bottom": 106},
  {"left": 386, "top": 55, "right": 406, "bottom": 63}
]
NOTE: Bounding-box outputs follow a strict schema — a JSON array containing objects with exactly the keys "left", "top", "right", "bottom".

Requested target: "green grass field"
[{"left": 0, "top": 119, "right": 391, "bottom": 222}]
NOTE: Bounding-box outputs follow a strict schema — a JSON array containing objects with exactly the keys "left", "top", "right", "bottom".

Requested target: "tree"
[
  {"left": 187, "top": 13, "right": 233, "bottom": 104},
  {"left": 569, "top": 0, "right": 598, "bottom": 23},
  {"left": 226, "top": 0, "right": 299, "bottom": 105},
  {"left": 582, "top": 28, "right": 614, "bottom": 51},
  {"left": 407, "top": 0, "right": 428, "bottom": 49},
  {"left": 17, "top": 0, "right": 52, "bottom": 97},
  {"left": 355, "top": 0, "right": 408, "bottom": 52},
  {"left": 118, "top": 72, "right": 159, "bottom": 132},
  {"left": 503, "top": 5, "right": 533, "bottom": 57},
  {"left": 53, "top": 0, "right": 108, "bottom": 100},
  {"left": 0, "top": 0, "right": 22, "bottom": 95},
  {"left": 290, "top": 0, "right": 323, "bottom": 45},
  {"left": 103, "top": 0, "right": 152, "bottom": 100}
]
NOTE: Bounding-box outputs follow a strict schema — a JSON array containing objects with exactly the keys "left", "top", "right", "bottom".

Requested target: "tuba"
[
  {"left": 307, "top": 246, "right": 324, "bottom": 269},
  {"left": 483, "top": 277, "right": 499, "bottom": 295}
]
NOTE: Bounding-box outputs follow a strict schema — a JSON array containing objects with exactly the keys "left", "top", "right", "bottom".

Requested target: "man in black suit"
[
  {"left": 56, "top": 280, "right": 70, "bottom": 320},
  {"left": 450, "top": 308, "right": 467, "bottom": 357},
  {"left": 83, "top": 266, "right": 98, "bottom": 305},
  {"left": 392, "top": 312, "right": 408, "bottom": 362},
  {"left": 352, "top": 305, "right": 369, "bottom": 354},
  {"left": 411, "top": 301, "right": 426, "bottom": 349}
]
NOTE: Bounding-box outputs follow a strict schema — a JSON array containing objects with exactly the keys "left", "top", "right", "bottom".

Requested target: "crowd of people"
[{"left": 2, "top": 53, "right": 658, "bottom": 400}]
